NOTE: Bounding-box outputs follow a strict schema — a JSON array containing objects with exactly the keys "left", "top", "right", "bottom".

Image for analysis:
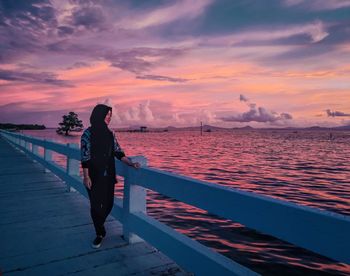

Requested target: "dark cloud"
[
  {"left": 136, "top": 74, "right": 188, "bottom": 83},
  {"left": 326, "top": 109, "right": 350, "bottom": 117},
  {"left": 45, "top": 41, "right": 187, "bottom": 75},
  {"left": 0, "top": 69, "right": 74, "bottom": 87},
  {"left": 0, "top": 0, "right": 58, "bottom": 63},
  {"left": 46, "top": 40, "right": 82, "bottom": 52},
  {"left": 115, "top": 0, "right": 169, "bottom": 10},
  {"left": 0, "top": 0, "right": 55, "bottom": 19},
  {"left": 0, "top": 0, "right": 111, "bottom": 64},
  {"left": 221, "top": 94, "right": 293, "bottom": 123},
  {"left": 239, "top": 94, "right": 248, "bottom": 102},
  {"left": 69, "top": 0, "right": 105, "bottom": 5},
  {"left": 69, "top": 5, "right": 108, "bottom": 31},
  {"left": 16, "top": 63, "right": 39, "bottom": 70},
  {"left": 187, "top": 0, "right": 350, "bottom": 36},
  {"left": 0, "top": 29, "right": 41, "bottom": 63},
  {"left": 57, "top": 26, "right": 74, "bottom": 37},
  {"left": 233, "top": 33, "right": 316, "bottom": 48},
  {"left": 320, "top": 20, "right": 350, "bottom": 46},
  {"left": 149, "top": 0, "right": 350, "bottom": 67},
  {"left": 280, "top": 112, "right": 293, "bottom": 120},
  {"left": 0, "top": 0, "right": 186, "bottom": 76},
  {"left": 221, "top": 107, "right": 293, "bottom": 123},
  {"left": 66, "top": 61, "right": 91, "bottom": 70},
  {"left": 110, "top": 56, "right": 152, "bottom": 74},
  {"left": 105, "top": 47, "right": 187, "bottom": 74},
  {"left": 43, "top": 35, "right": 188, "bottom": 73},
  {"left": 257, "top": 21, "right": 350, "bottom": 64}
]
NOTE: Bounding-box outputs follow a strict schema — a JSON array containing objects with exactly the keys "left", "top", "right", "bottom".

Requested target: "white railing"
[{"left": 1, "top": 130, "right": 349, "bottom": 276}]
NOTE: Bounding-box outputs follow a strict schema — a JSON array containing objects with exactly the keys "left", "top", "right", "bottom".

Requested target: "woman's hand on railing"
[
  {"left": 131, "top": 162, "right": 141, "bottom": 169},
  {"left": 83, "top": 176, "right": 92, "bottom": 190},
  {"left": 121, "top": 156, "right": 141, "bottom": 169}
]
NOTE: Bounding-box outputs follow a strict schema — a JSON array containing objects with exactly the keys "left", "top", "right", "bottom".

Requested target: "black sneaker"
[{"left": 92, "top": 236, "right": 103, "bottom": 249}]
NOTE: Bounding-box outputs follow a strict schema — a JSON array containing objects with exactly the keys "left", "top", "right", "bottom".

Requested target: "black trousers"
[{"left": 86, "top": 174, "right": 115, "bottom": 236}]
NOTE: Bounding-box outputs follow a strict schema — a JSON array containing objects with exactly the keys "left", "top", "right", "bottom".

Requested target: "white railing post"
[
  {"left": 32, "top": 142, "right": 39, "bottom": 164},
  {"left": 44, "top": 139, "right": 53, "bottom": 173},
  {"left": 18, "top": 134, "right": 21, "bottom": 146},
  {"left": 66, "top": 143, "right": 79, "bottom": 192},
  {"left": 123, "top": 156, "right": 148, "bottom": 244},
  {"left": 32, "top": 143, "right": 39, "bottom": 156},
  {"left": 25, "top": 140, "right": 30, "bottom": 151},
  {"left": 20, "top": 136, "right": 25, "bottom": 148}
]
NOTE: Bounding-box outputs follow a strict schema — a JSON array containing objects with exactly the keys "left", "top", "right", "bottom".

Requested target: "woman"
[{"left": 80, "top": 104, "right": 140, "bottom": 249}]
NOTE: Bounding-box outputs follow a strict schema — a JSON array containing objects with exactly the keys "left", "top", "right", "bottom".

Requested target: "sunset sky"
[{"left": 0, "top": 0, "right": 350, "bottom": 128}]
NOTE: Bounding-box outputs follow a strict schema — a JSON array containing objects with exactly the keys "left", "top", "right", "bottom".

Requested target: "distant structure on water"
[
  {"left": 140, "top": 126, "right": 148, "bottom": 132},
  {"left": 122, "top": 126, "right": 152, "bottom": 133}
]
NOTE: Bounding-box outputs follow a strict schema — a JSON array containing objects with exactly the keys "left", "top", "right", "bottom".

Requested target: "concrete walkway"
[{"left": 0, "top": 136, "right": 189, "bottom": 276}]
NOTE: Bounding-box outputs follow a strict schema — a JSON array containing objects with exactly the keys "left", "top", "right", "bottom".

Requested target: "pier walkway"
[
  {"left": 0, "top": 136, "right": 188, "bottom": 275},
  {"left": 1, "top": 129, "right": 349, "bottom": 276}
]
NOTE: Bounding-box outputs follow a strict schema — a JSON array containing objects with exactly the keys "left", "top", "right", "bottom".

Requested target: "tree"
[{"left": 56, "top": 112, "right": 83, "bottom": 136}]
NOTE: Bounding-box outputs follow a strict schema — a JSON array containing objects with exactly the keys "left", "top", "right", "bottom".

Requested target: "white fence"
[{"left": 1, "top": 130, "right": 349, "bottom": 276}]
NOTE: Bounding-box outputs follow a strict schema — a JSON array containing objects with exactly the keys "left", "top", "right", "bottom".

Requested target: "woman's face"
[{"left": 104, "top": 110, "right": 112, "bottom": 125}]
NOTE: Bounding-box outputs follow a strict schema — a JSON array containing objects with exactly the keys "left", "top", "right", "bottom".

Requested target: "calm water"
[{"left": 23, "top": 129, "right": 350, "bottom": 275}]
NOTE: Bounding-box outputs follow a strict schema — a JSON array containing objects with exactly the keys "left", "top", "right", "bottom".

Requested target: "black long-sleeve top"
[{"left": 80, "top": 127, "right": 125, "bottom": 170}]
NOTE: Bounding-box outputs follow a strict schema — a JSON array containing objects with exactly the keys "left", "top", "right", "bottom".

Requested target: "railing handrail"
[
  {"left": 4, "top": 132, "right": 80, "bottom": 159},
  {"left": 1, "top": 130, "right": 349, "bottom": 275}
]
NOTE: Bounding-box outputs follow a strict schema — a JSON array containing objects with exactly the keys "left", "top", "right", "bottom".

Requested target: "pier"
[
  {"left": 0, "top": 130, "right": 349, "bottom": 275},
  {"left": 0, "top": 134, "right": 188, "bottom": 275}
]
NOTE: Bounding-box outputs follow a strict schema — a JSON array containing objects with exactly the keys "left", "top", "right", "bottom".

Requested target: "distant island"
[{"left": 0, "top": 123, "right": 46, "bottom": 130}]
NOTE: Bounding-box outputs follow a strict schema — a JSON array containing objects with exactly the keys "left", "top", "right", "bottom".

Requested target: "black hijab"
[{"left": 89, "top": 104, "right": 113, "bottom": 167}]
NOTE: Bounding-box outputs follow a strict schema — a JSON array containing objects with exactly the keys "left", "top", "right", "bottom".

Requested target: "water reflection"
[{"left": 23, "top": 129, "right": 350, "bottom": 275}]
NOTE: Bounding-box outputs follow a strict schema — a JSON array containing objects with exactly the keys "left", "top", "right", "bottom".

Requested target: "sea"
[{"left": 22, "top": 128, "right": 350, "bottom": 275}]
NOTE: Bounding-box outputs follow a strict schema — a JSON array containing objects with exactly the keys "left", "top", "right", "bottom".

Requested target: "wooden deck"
[{"left": 0, "top": 136, "right": 189, "bottom": 276}]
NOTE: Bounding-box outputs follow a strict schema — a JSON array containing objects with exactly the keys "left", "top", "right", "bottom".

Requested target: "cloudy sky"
[{"left": 0, "top": 0, "right": 350, "bottom": 128}]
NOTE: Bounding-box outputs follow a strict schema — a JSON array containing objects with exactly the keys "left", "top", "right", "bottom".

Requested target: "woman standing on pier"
[{"left": 80, "top": 104, "right": 140, "bottom": 249}]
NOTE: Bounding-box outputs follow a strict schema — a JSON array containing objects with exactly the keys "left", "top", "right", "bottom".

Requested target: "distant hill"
[
  {"left": 295, "top": 125, "right": 350, "bottom": 131},
  {"left": 232, "top": 125, "right": 254, "bottom": 130},
  {"left": 331, "top": 125, "right": 350, "bottom": 130}
]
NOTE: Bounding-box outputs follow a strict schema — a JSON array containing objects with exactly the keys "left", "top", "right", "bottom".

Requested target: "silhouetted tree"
[{"left": 56, "top": 112, "right": 83, "bottom": 136}]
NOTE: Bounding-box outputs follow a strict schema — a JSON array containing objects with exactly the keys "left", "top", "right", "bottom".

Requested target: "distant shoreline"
[
  {"left": 0, "top": 123, "right": 46, "bottom": 130},
  {"left": 20, "top": 125, "right": 350, "bottom": 132}
]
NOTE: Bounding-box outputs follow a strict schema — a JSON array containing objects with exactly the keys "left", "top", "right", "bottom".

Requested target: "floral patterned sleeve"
[
  {"left": 81, "top": 128, "right": 91, "bottom": 168},
  {"left": 113, "top": 131, "right": 125, "bottom": 160}
]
